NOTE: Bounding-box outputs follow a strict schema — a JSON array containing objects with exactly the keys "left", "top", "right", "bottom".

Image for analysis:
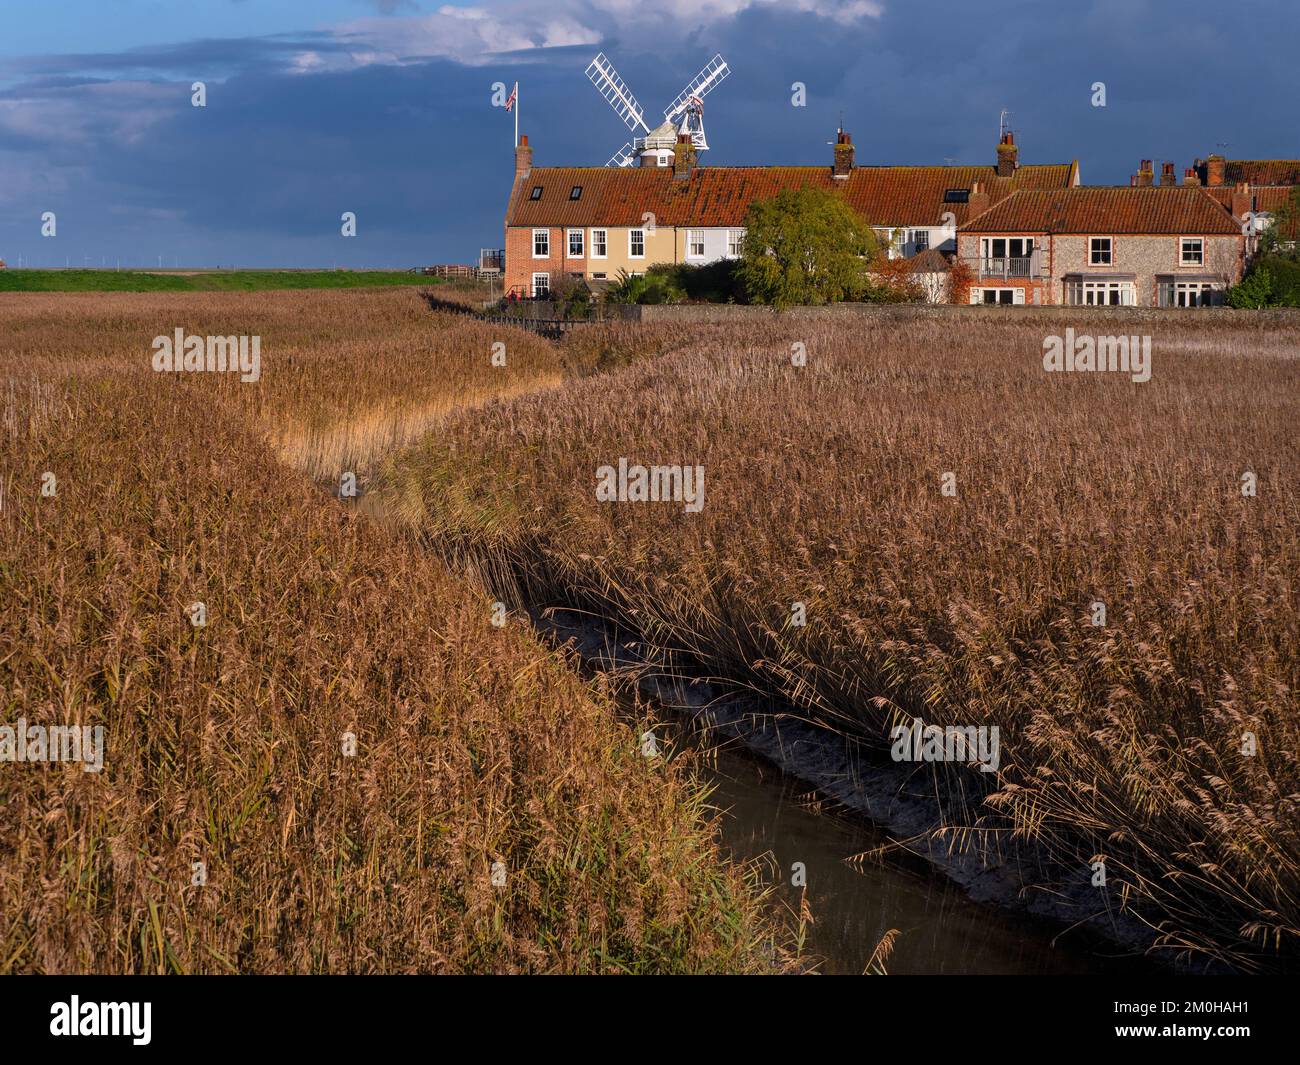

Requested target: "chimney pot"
[
  {"left": 1231, "top": 181, "right": 1252, "bottom": 219},
  {"left": 833, "top": 128, "right": 855, "bottom": 178},
  {"left": 514, "top": 134, "right": 534, "bottom": 178},
  {"left": 672, "top": 135, "right": 696, "bottom": 179},
  {"left": 996, "top": 131, "right": 1018, "bottom": 176}
]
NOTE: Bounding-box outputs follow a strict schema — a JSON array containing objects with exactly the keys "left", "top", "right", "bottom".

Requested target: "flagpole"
[{"left": 514, "top": 82, "right": 519, "bottom": 147}]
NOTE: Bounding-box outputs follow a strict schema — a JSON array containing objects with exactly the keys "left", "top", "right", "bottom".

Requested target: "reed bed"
[
  {"left": 387, "top": 310, "right": 1300, "bottom": 971},
  {"left": 0, "top": 289, "right": 780, "bottom": 973}
]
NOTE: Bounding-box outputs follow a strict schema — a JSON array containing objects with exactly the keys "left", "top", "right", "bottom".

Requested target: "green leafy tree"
[
  {"left": 1258, "top": 188, "right": 1300, "bottom": 259},
  {"left": 1226, "top": 266, "right": 1276, "bottom": 308},
  {"left": 1227, "top": 256, "right": 1300, "bottom": 308},
  {"left": 738, "top": 187, "right": 878, "bottom": 307}
]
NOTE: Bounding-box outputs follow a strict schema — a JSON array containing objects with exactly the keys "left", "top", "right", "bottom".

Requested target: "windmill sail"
[
  {"left": 586, "top": 53, "right": 649, "bottom": 133},
  {"left": 586, "top": 52, "right": 731, "bottom": 166},
  {"left": 605, "top": 142, "right": 636, "bottom": 168},
  {"left": 663, "top": 55, "right": 730, "bottom": 124}
]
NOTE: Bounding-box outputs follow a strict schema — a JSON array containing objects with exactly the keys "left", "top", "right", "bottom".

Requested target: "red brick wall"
[{"left": 504, "top": 226, "right": 588, "bottom": 296}]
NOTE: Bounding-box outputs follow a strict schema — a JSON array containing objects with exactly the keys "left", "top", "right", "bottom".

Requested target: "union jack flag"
[{"left": 504, "top": 82, "right": 517, "bottom": 111}]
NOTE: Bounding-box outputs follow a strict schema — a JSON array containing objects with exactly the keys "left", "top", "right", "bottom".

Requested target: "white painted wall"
[
  {"left": 680, "top": 227, "right": 743, "bottom": 266},
  {"left": 877, "top": 225, "right": 959, "bottom": 258}
]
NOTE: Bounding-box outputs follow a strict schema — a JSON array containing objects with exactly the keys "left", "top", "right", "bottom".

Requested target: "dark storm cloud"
[
  {"left": 1, "top": 33, "right": 349, "bottom": 80},
  {"left": 1, "top": 0, "right": 1298, "bottom": 267}
]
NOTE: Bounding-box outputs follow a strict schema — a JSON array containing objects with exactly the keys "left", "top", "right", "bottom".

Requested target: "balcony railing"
[{"left": 967, "top": 255, "right": 1043, "bottom": 279}]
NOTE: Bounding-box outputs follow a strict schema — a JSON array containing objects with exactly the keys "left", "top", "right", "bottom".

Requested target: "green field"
[{"left": 0, "top": 269, "right": 447, "bottom": 292}]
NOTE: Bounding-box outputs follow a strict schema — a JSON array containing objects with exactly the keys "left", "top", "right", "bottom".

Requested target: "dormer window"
[
  {"left": 530, "top": 186, "right": 543, "bottom": 200},
  {"left": 569, "top": 186, "right": 583, "bottom": 200}
]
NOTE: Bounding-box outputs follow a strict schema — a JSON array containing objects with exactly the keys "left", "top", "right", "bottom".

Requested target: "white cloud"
[
  {"left": 331, "top": 0, "right": 883, "bottom": 67},
  {"left": 596, "top": 0, "right": 883, "bottom": 28}
]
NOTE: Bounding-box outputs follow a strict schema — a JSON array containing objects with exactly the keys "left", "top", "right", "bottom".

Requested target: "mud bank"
[{"left": 530, "top": 606, "right": 1213, "bottom": 974}]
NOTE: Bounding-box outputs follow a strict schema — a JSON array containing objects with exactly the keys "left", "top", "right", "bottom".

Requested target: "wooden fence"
[{"left": 425, "top": 293, "right": 635, "bottom": 337}]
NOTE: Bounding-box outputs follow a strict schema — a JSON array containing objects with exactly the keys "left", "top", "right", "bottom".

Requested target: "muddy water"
[
  {"left": 346, "top": 495, "right": 1147, "bottom": 975},
  {"left": 681, "top": 730, "right": 1144, "bottom": 974},
  {"left": 530, "top": 608, "right": 1151, "bottom": 975}
]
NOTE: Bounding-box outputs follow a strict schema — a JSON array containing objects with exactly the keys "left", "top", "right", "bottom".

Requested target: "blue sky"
[{"left": 1, "top": 0, "right": 1297, "bottom": 268}]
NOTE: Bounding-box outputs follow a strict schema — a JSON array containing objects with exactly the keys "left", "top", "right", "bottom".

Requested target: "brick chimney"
[
  {"left": 515, "top": 134, "right": 533, "bottom": 179},
  {"left": 1231, "top": 181, "right": 1252, "bottom": 219},
  {"left": 833, "top": 130, "right": 855, "bottom": 179},
  {"left": 1135, "top": 160, "right": 1154, "bottom": 187},
  {"left": 1205, "top": 154, "right": 1226, "bottom": 187},
  {"left": 967, "top": 180, "right": 990, "bottom": 218},
  {"left": 1183, "top": 167, "right": 1201, "bottom": 187},
  {"left": 996, "top": 131, "right": 1018, "bottom": 176},
  {"left": 673, "top": 133, "right": 697, "bottom": 180},
  {"left": 1160, "top": 161, "right": 1177, "bottom": 186}
]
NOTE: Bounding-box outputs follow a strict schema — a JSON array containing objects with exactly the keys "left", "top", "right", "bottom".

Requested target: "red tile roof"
[
  {"left": 1223, "top": 160, "right": 1300, "bottom": 186},
  {"left": 1205, "top": 186, "right": 1300, "bottom": 240},
  {"left": 908, "top": 248, "right": 952, "bottom": 272},
  {"left": 1204, "top": 185, "right": 1297, "bottom": 212},
  {"left": 962, "top": 186, "right": 1242, "bottom": 235},
  {"left": 506, "top": 162, "right": 1078, "bottom": 229}
]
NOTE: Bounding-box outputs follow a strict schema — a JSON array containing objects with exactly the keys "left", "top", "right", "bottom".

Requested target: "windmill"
[{"left": 585, "top": 52, "right": 731, "bottom": 168}]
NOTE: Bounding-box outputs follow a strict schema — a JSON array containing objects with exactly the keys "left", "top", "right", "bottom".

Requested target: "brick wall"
[
  {"left": 632, "top": 302, "right": 1299, "bottom": 324},
  {"left": 504, "top": 226, "right": 589, "bottom": 296}
]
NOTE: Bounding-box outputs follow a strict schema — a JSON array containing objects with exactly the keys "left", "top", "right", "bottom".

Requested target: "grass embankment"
[
  {"left": 0, "top": 269, "right": 448, "bottom": 293},
  {"left": 385, "top": 312, "right": 1300, "bottom": 972},
  {"left": 0, "top": 289, "right": 779, "bottom": 973}
]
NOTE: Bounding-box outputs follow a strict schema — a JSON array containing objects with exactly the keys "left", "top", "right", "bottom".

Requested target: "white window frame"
[
  {"left": 727, "top": 230, "right": 743, "bottom": 258},
  {"left": 912, "top": 229, "right": 930, "bottom": 252},
  {"left": 532, "top": 228, "right": 549, "bottom": 259},
  {"left": 1180, "top": 237, "right": 1204, "bottom": 265},
  {"left": 1089, "top": 236, "right": 1113, "bottom": 266},
  {"left": 567, "top": 229, "right": 583, "bottom": 258},
  {"left": 589, "top": 228, "right": 607, "bottom": 259},
  {"left": 686, "top": 230, "right": 706, "bottom": 259},
  {"left": 1067, "top": 279, "right": 1135, "bottom": 306},
  {"left": 531, "top": 272, "right": 550, "bottom": 298},
  {"left": 979, "top": 237, "right": 1035, "bottom": 259},
  {"left": 629, "top": 228, "right": 646, "bottom": 258},
  {"left": 970, "top": 287, "right": 1026, "bottom": 305},
  {"left": 1164, "top": 280, "right": 1218, "bottom": 307}
]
